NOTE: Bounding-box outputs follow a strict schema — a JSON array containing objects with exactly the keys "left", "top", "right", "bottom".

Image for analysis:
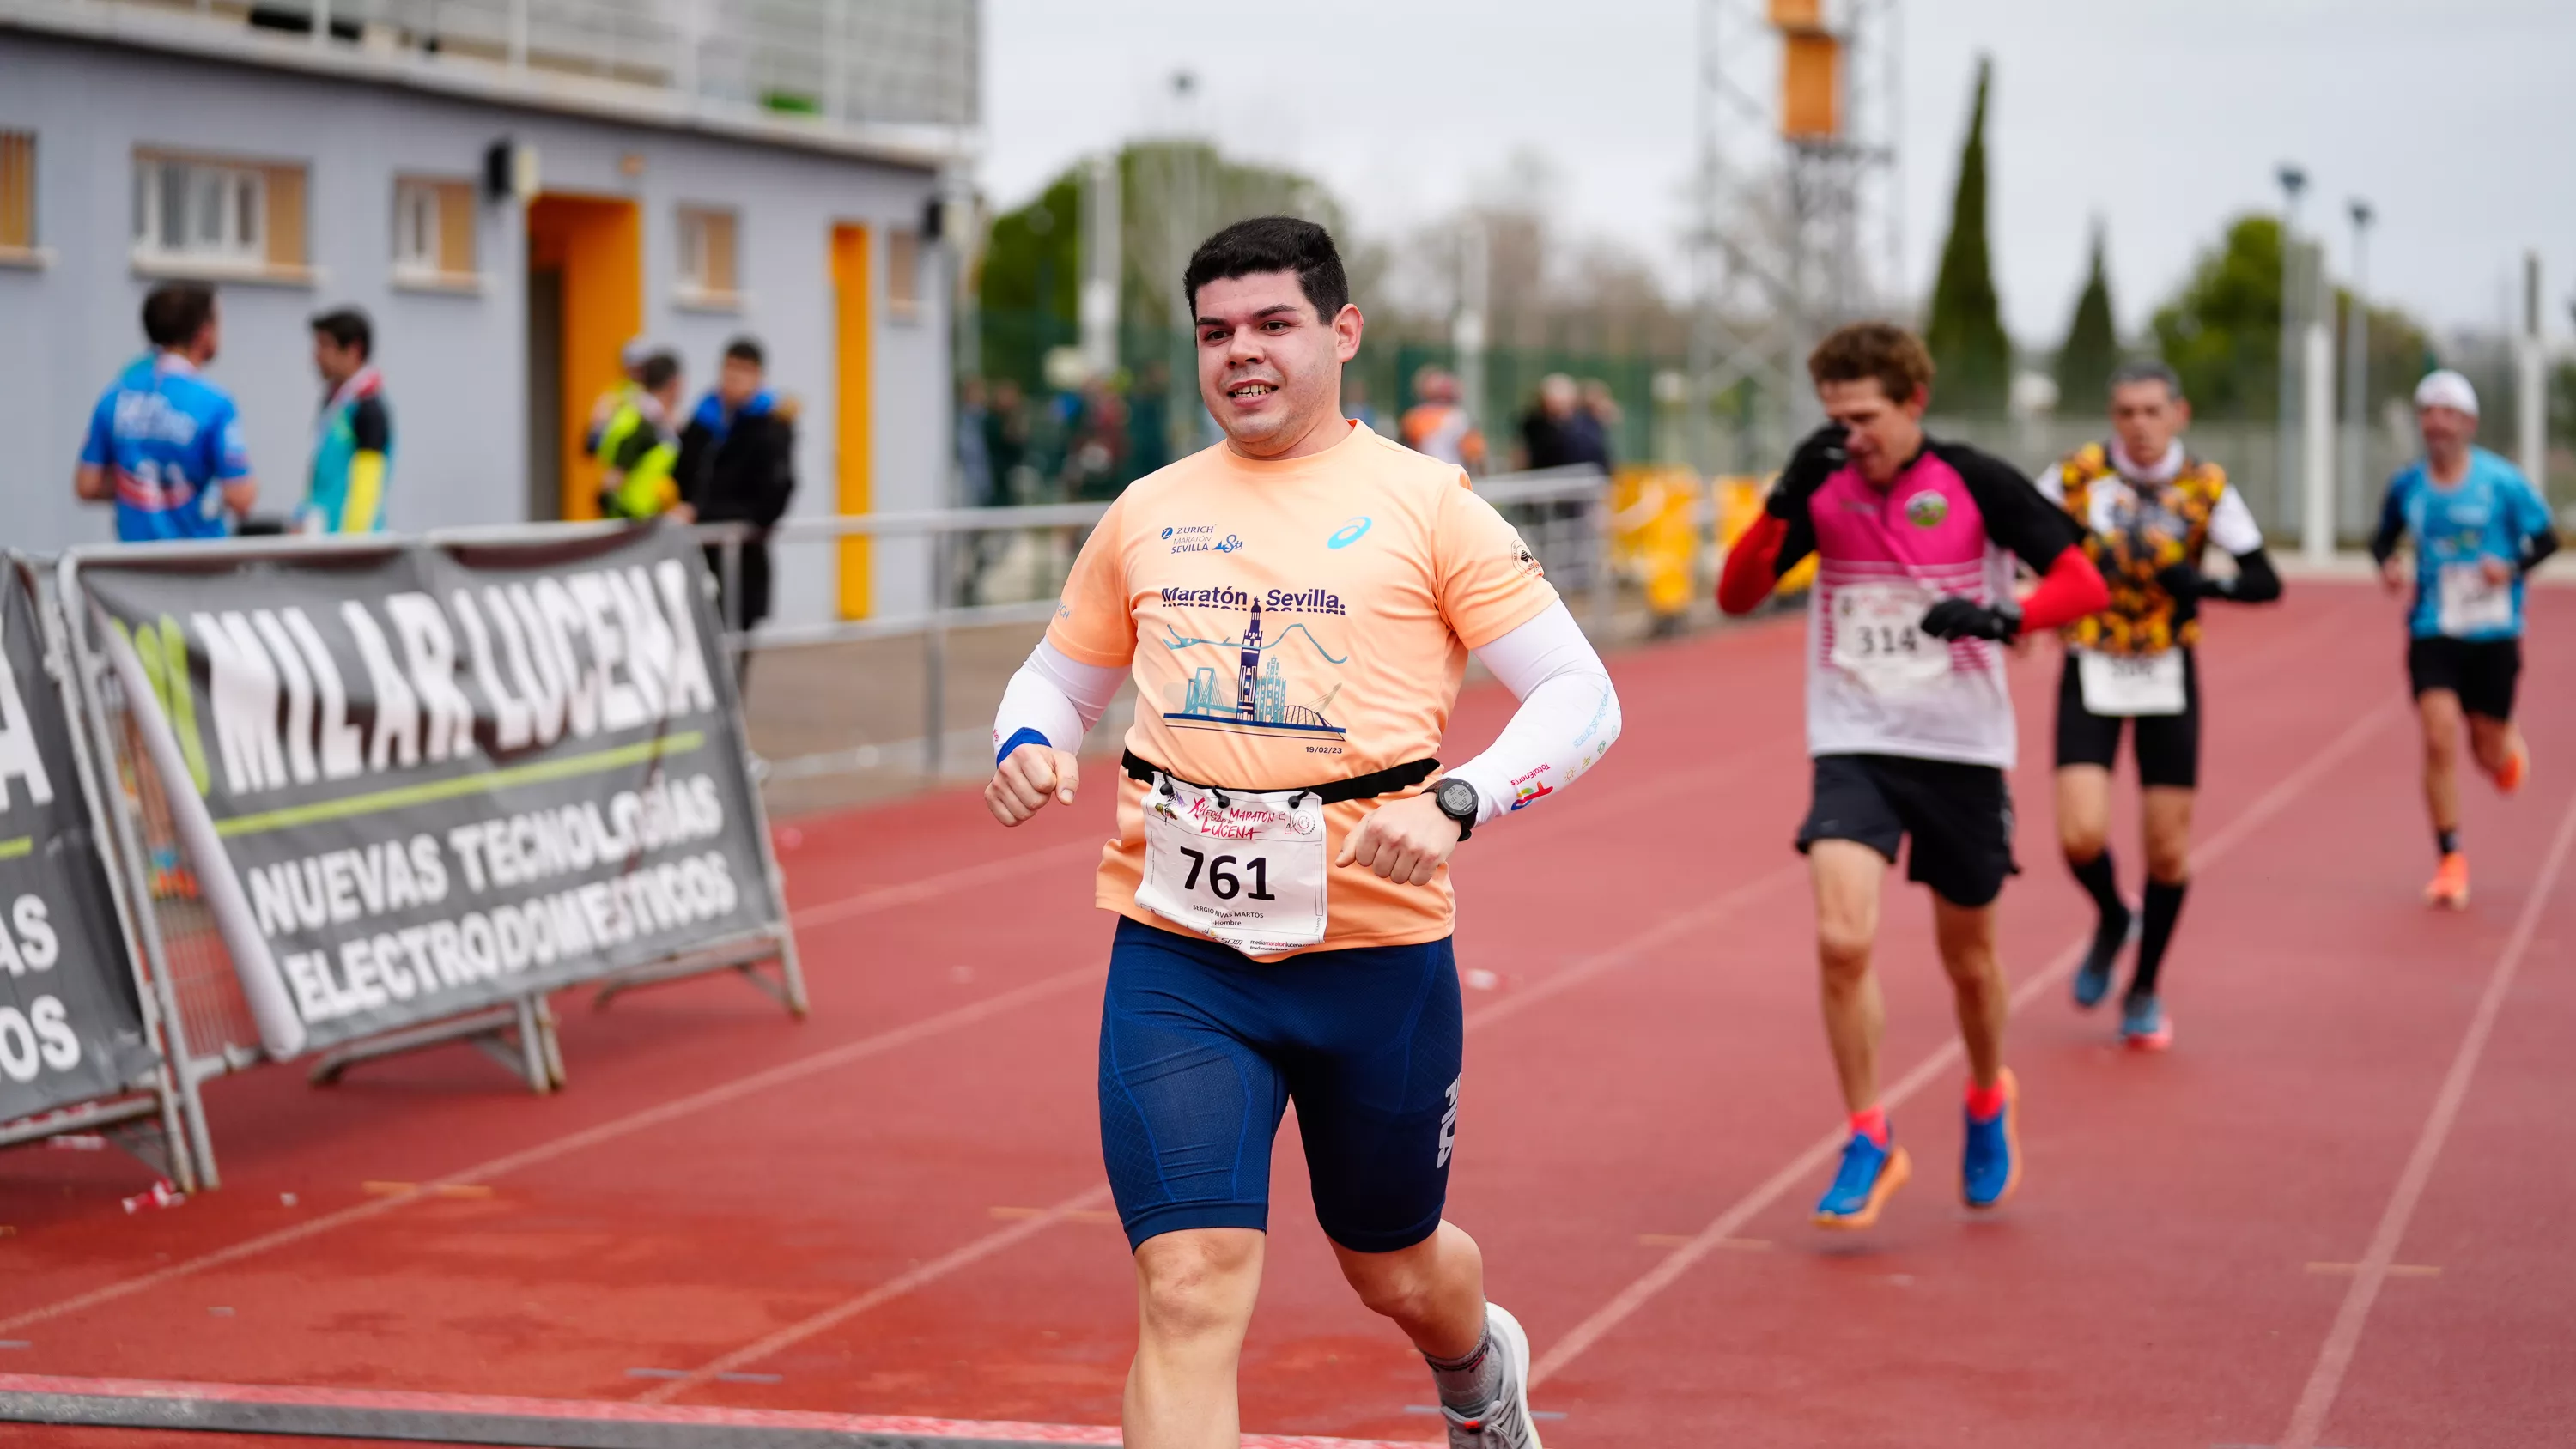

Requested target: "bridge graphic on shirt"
[{"left": 1157, "top": 600, "right": 1350, "bottom": 740}]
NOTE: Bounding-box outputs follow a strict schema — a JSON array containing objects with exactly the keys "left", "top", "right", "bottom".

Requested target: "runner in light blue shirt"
[
  {"left": 2367, "top": 369, "right": 2560, "bottom": 907},
  {"left": 74, "top": 283, "right": 259, "bottom": 543}
]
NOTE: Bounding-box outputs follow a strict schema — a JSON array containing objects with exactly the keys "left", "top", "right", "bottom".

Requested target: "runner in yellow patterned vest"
[{"left": 2038, "top": 361, "right": 2281, "bottom": 1051}]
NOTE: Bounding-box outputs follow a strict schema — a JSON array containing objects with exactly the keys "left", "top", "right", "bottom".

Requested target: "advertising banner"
[
  {"left": 0, "top": 559, "right": 157, "bottom": 1122},
  {"left": 73, "top": 525, "right": 783, "bottom": 1059}
]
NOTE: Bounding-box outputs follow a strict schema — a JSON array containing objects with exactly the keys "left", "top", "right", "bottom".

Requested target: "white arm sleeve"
[
  {"left": 993, "top": 640, "right": 1125, "bottom": 764},
  {"left": 1444, "top": 602, "right": 1622, "bottom": 825}
]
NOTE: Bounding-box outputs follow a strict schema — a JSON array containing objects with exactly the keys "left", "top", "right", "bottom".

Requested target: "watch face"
[{"left": 1437, "top": 779, "right": 1476, "bottom": 816}]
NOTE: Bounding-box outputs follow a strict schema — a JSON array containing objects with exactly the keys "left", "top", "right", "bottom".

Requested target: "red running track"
[{"left": 5, "top": 581, "right": 2574, "bottom": 1448}]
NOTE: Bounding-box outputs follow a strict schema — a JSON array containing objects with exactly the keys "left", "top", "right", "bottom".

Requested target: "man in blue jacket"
[{"left": 75, "top": 283, "right": 259, "bottom": 541}]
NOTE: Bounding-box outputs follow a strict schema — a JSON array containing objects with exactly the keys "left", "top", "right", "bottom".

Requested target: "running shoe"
[
  {"left": 2494, "top": 738, "right": 2530, "bottom": 795},
  {"left": 2120, "top": 993, "right": 2172, "bottom": 1051},
  {"left": 2072, "top": 904, "right": 2136, "bottom": 1011},
  {"left": 1442, "top": 1302, "right": 1543, "bottom": 1449},
  {"left": 1961, "top": 1068, "right": 2020, "bottom": 1210},
  {"left": 1812, "top": 1130, "right": 1911, "bottom": 1230},
  {"left": 2426, "top": 852, "right": 2470, "bottom": 910}
]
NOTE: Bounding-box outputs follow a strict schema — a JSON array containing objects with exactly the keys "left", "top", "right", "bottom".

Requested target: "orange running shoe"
[
  {"left": 2494, "top": 738, "right": 2530, "bottom": 795},
  {"left": 2426, "top": 852, "right": 2470, "bottom": 910}
]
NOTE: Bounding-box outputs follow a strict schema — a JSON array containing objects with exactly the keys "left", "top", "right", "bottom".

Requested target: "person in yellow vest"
[
  {"left": 598, "top": 352, "right": 693, "bottom": 522},
  {"left": 2039, "top": 360, "right": 2281, "bottom": 1051}
]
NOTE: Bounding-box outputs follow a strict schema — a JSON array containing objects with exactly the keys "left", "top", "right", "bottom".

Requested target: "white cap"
[
  {"left": 619, "top": 336, "right": 659, "bottom": 372},
  {"left": 2413, "top": 369, "right": 2479, "bottom": 417}
]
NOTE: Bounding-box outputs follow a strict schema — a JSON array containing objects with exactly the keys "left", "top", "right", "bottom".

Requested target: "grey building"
[{"left": 0, "top": 0, "right": 977, "bottom": 626}]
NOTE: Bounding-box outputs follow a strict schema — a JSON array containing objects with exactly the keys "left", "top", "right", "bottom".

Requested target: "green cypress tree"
[
  {"left": 2054, "top": 220, "right": 2121, "bottom": 406},
  {"left": 1923, "top": 56, "right": 2013, "bottom": 415}
]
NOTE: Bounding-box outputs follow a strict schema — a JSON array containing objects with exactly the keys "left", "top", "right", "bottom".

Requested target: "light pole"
[
  {"left": 2342, "top": 200, "right": 2372, "bottom": 538},
  {"left": 2276, "top": 164, "right": 2306, "bottom": 537}
]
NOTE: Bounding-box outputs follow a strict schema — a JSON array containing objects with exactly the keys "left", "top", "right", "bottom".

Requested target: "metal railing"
[{"left": 693, "top": 466, "right": 1613, "bottom": 790}]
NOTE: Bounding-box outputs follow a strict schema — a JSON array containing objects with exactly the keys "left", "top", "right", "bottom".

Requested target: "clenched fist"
[
  {"left": 986, "top": 743, "right": 1080, "bottom": 826},
  {"left": 1333, "top": 793, "right": 1461, "bottom": 887}
]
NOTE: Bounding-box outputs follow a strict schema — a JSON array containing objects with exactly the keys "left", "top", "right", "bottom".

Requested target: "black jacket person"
[{"left": 677, "top": 339, "right": 798, "bottom": 635}]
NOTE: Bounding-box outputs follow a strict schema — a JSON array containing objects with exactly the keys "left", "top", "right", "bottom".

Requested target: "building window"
[
  {"left": 0, "top": 132, "right": 33, "bottom": 255},
  {"left": 677, "top": 206, "right": 739, "bottom": 305},
  {"left": 392, "top": 177, "right": 478, "bottom": 285},
  {"left": 886, "top": 227, "right": 921, "bottom": 321},
  {"left": 131, "top": 151, "right": 307, "bottom": 277}
]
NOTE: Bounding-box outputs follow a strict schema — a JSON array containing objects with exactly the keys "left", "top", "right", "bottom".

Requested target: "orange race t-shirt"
[{"left": 1047, "top": 419, "right": 1558, "bottom": 955}]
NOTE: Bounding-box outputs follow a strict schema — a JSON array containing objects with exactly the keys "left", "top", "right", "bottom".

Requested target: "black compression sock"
[
  {"left": 2069, "top": 851, "right": 2128, "bottom": 930},
  {"left": 2437, "top": 828, "right": 2461, "bottom": 858},
  {"left": 2130, "top": 878, "right": 2189, "bottom": 998}
]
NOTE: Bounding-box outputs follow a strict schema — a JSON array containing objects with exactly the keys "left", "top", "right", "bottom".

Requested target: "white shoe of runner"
[{"left": 1443, "top": 1302, "right": 1544, "bottom": 1448}]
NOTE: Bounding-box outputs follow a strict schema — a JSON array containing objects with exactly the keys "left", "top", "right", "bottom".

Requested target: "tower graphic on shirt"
[{"left": 1163, "top": 599, "right": 1349, "bottom": 740}]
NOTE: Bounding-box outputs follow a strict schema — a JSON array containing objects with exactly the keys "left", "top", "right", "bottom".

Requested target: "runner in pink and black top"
[{"left": 1718, "top": 322, "right": 2105, "bottom": 1232}]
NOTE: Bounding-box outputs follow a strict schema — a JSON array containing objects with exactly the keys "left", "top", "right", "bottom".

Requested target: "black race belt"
[{"left": 1121, "top": 749, "right": 1437, "bottom": 808}]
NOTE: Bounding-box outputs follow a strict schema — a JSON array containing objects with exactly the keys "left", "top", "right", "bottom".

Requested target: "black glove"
[
  {"left": 1919, "top": 596, "right": 2022, "bottom": 643},
  {"left": 2156, "top": 561, "right": 2208, "bottom": 624},
  {"left": 1765, "top": 424, "right": 1850, "bottom": 520}
]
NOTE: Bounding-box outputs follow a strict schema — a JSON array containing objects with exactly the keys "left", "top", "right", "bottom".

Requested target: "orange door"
[
  {"left": 527, "top": 196, "right": 642, "bottom": 520},
  {"left": 830, "top": 224, "right": 872, "bottom": 619}
]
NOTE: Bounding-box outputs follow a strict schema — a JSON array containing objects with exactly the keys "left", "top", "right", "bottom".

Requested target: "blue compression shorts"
[{"left": 1098, "top": 915, "right": 1464, "bottom": 1253}]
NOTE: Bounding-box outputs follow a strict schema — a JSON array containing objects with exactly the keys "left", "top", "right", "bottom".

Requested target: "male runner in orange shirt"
[{"left": 987, "top": 217, "right": 1620, "bottom": 1449}]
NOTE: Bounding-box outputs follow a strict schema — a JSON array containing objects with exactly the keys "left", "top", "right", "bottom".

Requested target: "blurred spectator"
[
  {"left": 956, "top": 376, "right": 996, "bottom": 507},
  {"left": 678, "top": 337, "right": 796, "bottom": 646},
  {"left": 1065, "top": 379, "right": 1129, "bottom": 501},
  {"left": 1520, "top": 373, "right": 1610, "bottom": 471},
  {"left": 586, "top": 336, "right": 658, "bottom": 458},
  {"left": 75, "top": 282, "right": 257, "bottom": 542},
  {"left": 1400, "top": 366, "right": 1487, "bottom": 473},
  {"left": 297, "top": 306, "right": 392, "bottom": 535},
  {"left": 598, "top": 352, "right": 690, "bottom": 521},
  {"left": 1580, "top": 378, "right": 1624, "bottom": 467},
  {"left": 1127, "top": 361, "right": 1175, "bottom": 478},
  {"left": 984, "top": 378, "right": 1032, "bottom": 501},
  {"left": 1341, "top": 373, "right": 1380, "bottom": 433}
]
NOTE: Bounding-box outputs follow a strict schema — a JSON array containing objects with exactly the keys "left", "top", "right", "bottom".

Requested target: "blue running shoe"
[
  {"left": 2120, "top": 993, "right": 2172, "bottom": 1052},
  {"left": 1961, "top": 1069, "right": 2020, "bottom": 1210},
  {"left": 2072, "top": 906, "right": 2136, "bottom": 1010},
  {"left": 1812, "top": 1131, "right": 1911, "bottom": 1230}
]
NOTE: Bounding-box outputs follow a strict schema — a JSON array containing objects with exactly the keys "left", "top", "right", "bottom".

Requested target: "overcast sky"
[{"left": 983, "top": 0, "right": 2573, "bottom": 345}]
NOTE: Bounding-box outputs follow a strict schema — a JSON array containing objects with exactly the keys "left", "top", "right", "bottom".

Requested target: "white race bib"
[
  {"left": 1830, "top": 582, "right": 1951, "bottom": 695},
  {"left": 2436, "top": 562, "right": 2512, "bottom": 637},
  {"left": 1136, "top": 778, "right": 1329, "bottom": 955},
  {"left": 2075, "top": 648, "right": 2187, "bottom": 717}
]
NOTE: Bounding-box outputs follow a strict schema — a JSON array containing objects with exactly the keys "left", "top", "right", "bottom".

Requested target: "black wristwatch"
[{"left": 1434, "top": 778, "right": 1480, "bottom": 842}]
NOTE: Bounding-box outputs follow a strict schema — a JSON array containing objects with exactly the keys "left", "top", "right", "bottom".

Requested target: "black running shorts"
[
  {"left": 2054, "top": 647, "right": 2201, "bottom": 790},
  {"left": 1796, "top": 753, "right": 2019, "bottom": 908},
  {"left": 2408, "top": 635, "right": 2522, "bottom": 721}
]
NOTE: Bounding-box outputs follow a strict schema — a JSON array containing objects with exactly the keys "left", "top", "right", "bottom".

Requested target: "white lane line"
[
  {"left": 2275, "top": 783, "right": 2576, "bottom": 1449},
  {"left": 1528, "top": 698, "right": 2401, "bottom": 1387}
]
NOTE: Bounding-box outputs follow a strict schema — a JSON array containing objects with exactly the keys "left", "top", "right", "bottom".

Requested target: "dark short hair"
[
  {"left": 1182, "top": 215, "right": 1349, "bottom": 323},
  {"left": 1807, "top": 321, "right": 1935, "bottom": 403},
  {"left": 639, "top": 353, "right": 681, "bottom": 391},
  {"left": 2108, "top": 358, "right": 2183, "bottom": 402},
  {"left": 723, "top": 336, "right": 765, "bottom": 367},
  {"left": 142, "top": 283, "right": 216, "bottom": 349},
  {"left": 309, "top": 306, "right": 374, "bottom": 361}
]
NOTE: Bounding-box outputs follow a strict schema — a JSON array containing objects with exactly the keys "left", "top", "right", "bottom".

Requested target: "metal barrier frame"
[
  {"left": 48, "top": 523, "right": 803, "bottom": 1173},
  {"left": 689, "top": 465, "right": 1614, "bottom": 782},
  {"left": 0, "top": 554, "right": 205, "bottom": 1191}
]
